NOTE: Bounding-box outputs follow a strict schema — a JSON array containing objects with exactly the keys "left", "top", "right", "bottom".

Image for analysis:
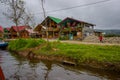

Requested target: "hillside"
[{"left": 95, "top": 29, "right": 120, "bottom": 35}]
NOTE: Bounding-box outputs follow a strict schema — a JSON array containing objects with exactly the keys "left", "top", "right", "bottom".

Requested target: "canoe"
[
  {"left": 0, "top": 42, "right": 8, "bottom": 49},
  {"left": 0, "top": 66, "right": 5, "bottom": 80}
]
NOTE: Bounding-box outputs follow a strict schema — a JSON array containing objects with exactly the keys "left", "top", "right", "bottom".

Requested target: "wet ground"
[{"left": 0, "top": 50, "right": 120, "bottom": 80}]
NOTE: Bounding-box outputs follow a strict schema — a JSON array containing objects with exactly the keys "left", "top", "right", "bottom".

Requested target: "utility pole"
[{"left": 41, "top": 0, "right": 49, "bottom": 42}]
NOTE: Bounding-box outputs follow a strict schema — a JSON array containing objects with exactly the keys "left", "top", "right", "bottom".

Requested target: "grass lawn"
[
  {"left": 8, "top": 39, "right": 120, "bottom": 63},
  {"left": 34, "top": 41, "right": 120, "bottom": 63},
  {"left": 8, "top": 38, "right": 46, "bottom": 51}
]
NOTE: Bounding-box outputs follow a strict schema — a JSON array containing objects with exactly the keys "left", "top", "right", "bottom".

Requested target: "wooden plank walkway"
[{"left": 62, "top": 60, "right": 76, "bottom": 66}]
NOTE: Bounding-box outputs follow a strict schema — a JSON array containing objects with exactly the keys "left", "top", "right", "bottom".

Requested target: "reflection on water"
[{"left": 0, "top": 50, "right": 120, "bottom": 80}]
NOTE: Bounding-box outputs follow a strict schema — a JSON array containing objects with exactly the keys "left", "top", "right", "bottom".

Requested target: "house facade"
[
  {"left": 34, "top": 16, "right": 62, "bottom": 39},
  {"left": 9, "top": 26, "right": 32, "bottom": 38},
  {"left": 94, "top": 30, "right": 103, "bottom": 36},
  {"left": 34, "top": 16, "right": 95, "bottom": 40},
  {"left": 58, "top": 17, "right": 95, "bottom": 40}
]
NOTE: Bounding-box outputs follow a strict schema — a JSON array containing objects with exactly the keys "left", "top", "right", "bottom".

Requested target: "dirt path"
[
  {"left": 48, "top": 39, "right": 120, "bottom": 46},
  {"left": 5, "top": 38, "right": 120, "bottom": 46},
  {"left": 61, "top": 40, "right": 120, "bottom": 45}
]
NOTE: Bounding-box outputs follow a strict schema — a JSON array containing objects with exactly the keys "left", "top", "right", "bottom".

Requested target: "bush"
[
  {"left": 8, "top": 38, "right": 45, "bottom": 51},
  {"left": 8, "top": 39, "right": 27, "bottom": 50},
  {"left": 41, "top": 43, "right": 52, "bottom": 51},
  {"left": 25, "top": 39, "right": 45, "bottom": 48}
]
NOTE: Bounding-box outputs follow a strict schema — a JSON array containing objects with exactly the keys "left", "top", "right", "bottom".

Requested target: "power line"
[
  {"left": 34, "top": 0, "right": 111, "bottom": 15},
  {"left": 47, "top": 0, "right": 111, "bottom": 13}
]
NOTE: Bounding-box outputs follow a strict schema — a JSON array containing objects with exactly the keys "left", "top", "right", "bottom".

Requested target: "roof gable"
[
  {"left": 48, "top": 16, "right": 62, "bottom": 23},
  {"left": 34, "top": 24, "right": 42, "bottom": 31},
  {"left": 59, "top": 17, "right": 95, "bottom": 26},
  {"left": 11, "top": 26, "right": 26, "bottom": 32}
]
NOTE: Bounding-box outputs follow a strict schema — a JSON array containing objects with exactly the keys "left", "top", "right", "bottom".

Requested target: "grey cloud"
[{"left": 0, "top": 0, "right": 120, "bottom": 29}]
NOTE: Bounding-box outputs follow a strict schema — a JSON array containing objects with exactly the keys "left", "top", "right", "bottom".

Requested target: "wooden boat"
[
  {"left": 0, "top": 41, "right": 8, "bottom": 49},
  {"left": 0, "top": 66, "right": 5, "bottom": 80}
]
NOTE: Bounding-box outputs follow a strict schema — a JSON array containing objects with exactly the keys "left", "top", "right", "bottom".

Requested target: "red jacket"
[{"left": 99, "top": 36, "right": 103, "bottom": 41}]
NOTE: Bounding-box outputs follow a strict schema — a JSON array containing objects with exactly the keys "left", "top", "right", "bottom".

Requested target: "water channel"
[{"left": 0, "top": 50, "right": 120, "bottom": 80}]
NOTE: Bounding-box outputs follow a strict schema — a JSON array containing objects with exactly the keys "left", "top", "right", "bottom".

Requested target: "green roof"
[{"left": 48, "top": 16, "right": 62, "bottom": 23}]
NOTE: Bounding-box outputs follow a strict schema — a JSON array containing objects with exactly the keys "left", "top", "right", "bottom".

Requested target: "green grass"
[
  {"left": 8, "top": 38, "right": 46, "bottom": 51},
  {"left": 34, "top": 41, "right": 120, "bottom": 63},
  {"left": 8, "top": 39, "right": 120, "bottom": 63}
]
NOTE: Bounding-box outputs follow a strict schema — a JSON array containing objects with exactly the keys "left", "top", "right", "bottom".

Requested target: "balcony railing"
[
  {"left": 47, "top": 27, "right": 60, "bottom": 31},
  {"left": 61, "top": 27, "right": 82, "bottom": 32}
]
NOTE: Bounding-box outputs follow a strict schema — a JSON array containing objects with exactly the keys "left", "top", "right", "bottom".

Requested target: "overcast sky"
[{"left": 0, "top": 0, "right": 120, "bottom": 29}]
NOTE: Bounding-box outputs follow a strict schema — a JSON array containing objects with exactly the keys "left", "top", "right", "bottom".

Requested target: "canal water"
[{"left": 0, "top": 50, "right": 120, "bottom": 80}]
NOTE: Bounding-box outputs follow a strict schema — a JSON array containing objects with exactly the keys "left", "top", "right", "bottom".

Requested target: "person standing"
[{"left": 99, "top": 34, "right": 103, "bottom": 43}]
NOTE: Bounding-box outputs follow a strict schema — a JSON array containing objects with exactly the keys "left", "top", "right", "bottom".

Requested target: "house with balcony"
[
  {"left": 34, "top": 16, "right": 62, "bottom": 38},
  {"left": 58, "top": 17, "right": 95, "bottom": 40}
]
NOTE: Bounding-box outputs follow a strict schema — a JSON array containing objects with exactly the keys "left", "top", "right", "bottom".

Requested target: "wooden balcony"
[{"left": 47, "top": 27, "right": 60, "bottom": 32}]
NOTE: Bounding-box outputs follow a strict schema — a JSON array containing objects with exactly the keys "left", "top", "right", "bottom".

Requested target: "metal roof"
[{"left": 48, "top": 16, "right": 62, "bottom": 23}]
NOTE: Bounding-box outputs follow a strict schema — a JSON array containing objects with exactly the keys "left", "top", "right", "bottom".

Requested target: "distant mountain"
[{"left": 94, "top": 29, "right": 120, "bottom": 35}]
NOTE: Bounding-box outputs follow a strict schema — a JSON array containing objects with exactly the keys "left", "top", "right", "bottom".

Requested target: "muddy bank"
[
  {"left": 11, "top": 50, "right": 120, "bottom": 74},
  {"left": 11, "top": 50, "right": 75, "bottom": 63}
]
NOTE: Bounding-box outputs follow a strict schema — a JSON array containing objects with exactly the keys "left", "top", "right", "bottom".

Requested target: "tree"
[
  {"left": 0, "top": 0, "right": 33, "bottom": 37},
  {"left": 1, "top": 0, "right": 25, "bottom": 25},
  {"left": 22, "top": 12, "right": 36, "bottom": 28}
]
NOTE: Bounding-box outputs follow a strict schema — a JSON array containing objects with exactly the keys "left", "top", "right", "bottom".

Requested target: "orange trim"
[{"left": 0, "top": 66, "right": 5, "bottom": 80}]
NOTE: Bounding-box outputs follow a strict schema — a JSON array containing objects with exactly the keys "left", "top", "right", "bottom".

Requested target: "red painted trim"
[{"left": 0, "top": 66, "right": 5, "bottom": 80}]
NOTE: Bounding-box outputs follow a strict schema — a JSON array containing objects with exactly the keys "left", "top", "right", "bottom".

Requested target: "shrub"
[{"left": 8, "top": 38, "right": 45, "bottom": 51}]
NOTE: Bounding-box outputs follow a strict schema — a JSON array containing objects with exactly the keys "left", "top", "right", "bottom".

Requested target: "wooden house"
[
  {"left": 58, "top": 17, "right": 95, "bottom": 40},
  {"left": 34, "top": 16, "right": 62, "bottom": 38},
  {"left": 21, "top": 29, "right": 39, "bottom": 38},
  {"left": 9, "top": 26, "right": 32, "bottom": 38},
  {"left": 0, "top": 26, "right": 4, "bottom": 38}
]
